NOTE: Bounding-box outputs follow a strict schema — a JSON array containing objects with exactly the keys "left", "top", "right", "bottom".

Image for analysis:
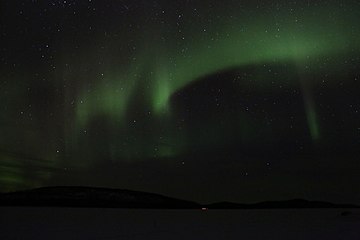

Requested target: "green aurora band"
[
  {"left": 72, "top": 3, "right": 359, "bottom": 155},
  {"left": 1, "top": 1, "right": 360, "bottom": 191}
]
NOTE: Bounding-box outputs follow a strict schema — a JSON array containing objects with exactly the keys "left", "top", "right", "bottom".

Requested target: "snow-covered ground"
[{"left": 0, "top": 208, "right": 359, "bottom": 239}]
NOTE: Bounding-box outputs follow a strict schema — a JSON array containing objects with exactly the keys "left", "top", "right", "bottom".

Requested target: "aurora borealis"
[{"left": 1, "top": 0, "right": 360, "bottom": 204}]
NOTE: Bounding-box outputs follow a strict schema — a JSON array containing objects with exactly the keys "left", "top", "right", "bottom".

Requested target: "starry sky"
[{"left": 1, "top": 0, "right": 360, "bottom": 204}]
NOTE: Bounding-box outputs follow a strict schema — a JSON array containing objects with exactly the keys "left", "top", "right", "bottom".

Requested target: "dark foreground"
[{"left": 0, "top": 207, "right": 359, "bottom": 240}]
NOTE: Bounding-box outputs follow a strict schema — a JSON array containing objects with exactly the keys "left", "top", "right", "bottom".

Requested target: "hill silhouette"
[{"left": 0, "top": 186, "right": 358, "bottom": 209}]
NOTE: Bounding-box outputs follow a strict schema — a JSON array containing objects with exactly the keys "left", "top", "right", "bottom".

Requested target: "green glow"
[
  {"left": 169, "top": 21, "right": 349, "bottom": 94},
  {"left": 305, "top": 104, "right": 320, "bottom": 141},
  {"left": 68, "top": 3, "right": 358, "bottom": 159},
  {"left": 0, "top": 164, "right": 24, "bottom": 192},
  {"left": 152, "top": 67, "right": 171, "bottom": 115},
  {"left": 157, "top": 145, "right": 177, "bottom": 158},
  {"left": 154, "top": 5, "right": 358, "bottom": 116},
  {"left": 0, "top": 152, "right": 58, "bottom": 192},
  {"left": 75, "top": 72, "right": 136, "bottom": 127},
  {"left": 75, "top": 5, "right": 360, "bottom": 127}
]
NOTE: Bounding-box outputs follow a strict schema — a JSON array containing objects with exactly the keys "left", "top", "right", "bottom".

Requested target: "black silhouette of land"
[{"left": 0, "top": 186, "right": 358, "bottom": 209}]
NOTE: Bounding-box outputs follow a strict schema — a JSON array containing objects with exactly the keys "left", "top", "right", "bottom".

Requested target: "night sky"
[{"left": 1, "top": 0, "right": 360, "bottom": 204}]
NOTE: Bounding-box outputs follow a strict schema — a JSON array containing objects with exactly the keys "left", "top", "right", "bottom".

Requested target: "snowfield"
[{"left": 0, "top": 208, "right": 359, "bottom": 239}]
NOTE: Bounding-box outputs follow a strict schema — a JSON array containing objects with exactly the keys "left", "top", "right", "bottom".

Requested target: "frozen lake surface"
[{"left": 0, "top": 207, "right": 359, "bottom": 239}]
